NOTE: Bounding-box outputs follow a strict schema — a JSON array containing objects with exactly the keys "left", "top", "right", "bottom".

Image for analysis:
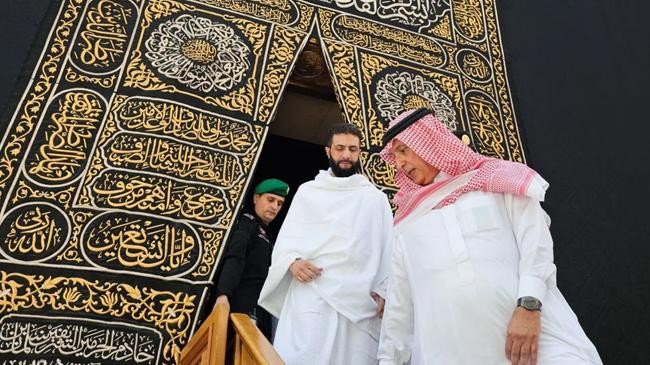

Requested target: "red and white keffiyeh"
[{"left": 380, "top": 109, "right": 544, "bottom": 224}]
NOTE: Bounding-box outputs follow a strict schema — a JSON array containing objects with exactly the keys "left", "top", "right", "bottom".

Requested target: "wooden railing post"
[
  {"left": 230, "top": 313, "right": 285, "bottom": 365},
  {"left": 180, "top": 302, "right": 230, "bottom": 365}
]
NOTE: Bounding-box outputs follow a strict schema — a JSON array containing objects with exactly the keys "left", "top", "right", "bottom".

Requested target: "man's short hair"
[{"left": 326, "top": 123, "right": 362, "bottom": 147}]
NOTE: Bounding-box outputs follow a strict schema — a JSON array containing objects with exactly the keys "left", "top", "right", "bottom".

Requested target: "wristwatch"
[{"left": 516, "top": 296, "right": 542, "bottom": 311}]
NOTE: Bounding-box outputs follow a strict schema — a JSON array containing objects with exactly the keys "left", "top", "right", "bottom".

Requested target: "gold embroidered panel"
[
  {"left": 0, "top": 0, "right": 523, "bottom": 364},
  {"left": 314, "top": 0, "right": 525, "bottom": 193},
  {"left": 0, "top": 1, "right": 312, "bottom": 364}
]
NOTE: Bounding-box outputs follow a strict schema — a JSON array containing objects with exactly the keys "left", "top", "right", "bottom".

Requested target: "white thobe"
[
  {"left": 378, "top": 174, "right": 602, "bottom": 364},
  {"left": 258, "top": 170, "right": 393, "bottom": 365}
]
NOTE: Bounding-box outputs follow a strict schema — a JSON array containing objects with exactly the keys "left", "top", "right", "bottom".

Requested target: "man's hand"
[
  {"left": 289, "top": 259, "right": 322, "bottom": 283},
  {"left": 213, "top": 295, "right": 229, "bottom": 311},
  {"left": 370, "top": 291, "right": 385, "bottom": 318},
  {"left": 506, "top": 307, "right": 541, "bottom": 365}
]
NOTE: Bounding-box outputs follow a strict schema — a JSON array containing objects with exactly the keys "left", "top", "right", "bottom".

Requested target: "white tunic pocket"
[{"left": 458, "top": 194, "right": 501, "bottom": 235}]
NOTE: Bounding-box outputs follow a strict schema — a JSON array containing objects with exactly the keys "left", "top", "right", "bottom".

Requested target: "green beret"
[{"left": 254, "top": 178, "right": 289, "bottom": 197}]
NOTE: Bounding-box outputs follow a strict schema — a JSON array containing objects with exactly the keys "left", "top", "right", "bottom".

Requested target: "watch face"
[{"left": 521, "top": 297, "right": 541, "bottom": 310}]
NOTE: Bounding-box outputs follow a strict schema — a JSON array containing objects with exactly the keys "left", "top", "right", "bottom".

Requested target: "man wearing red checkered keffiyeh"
[
  {"left": 377, "top": 109, "right": 601, "bottom": 365},
  {"left": 380, "top": 108, "right": 547, "bottom": 225}
]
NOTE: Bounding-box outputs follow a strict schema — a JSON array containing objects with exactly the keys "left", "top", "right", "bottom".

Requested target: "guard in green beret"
[{"left": 212, "top": 178, "right": 289, "bottom": 340}]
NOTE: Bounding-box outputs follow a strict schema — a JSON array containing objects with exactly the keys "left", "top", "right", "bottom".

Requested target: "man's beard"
[{"left": 329, "top": 156, "right": 361, "bottom": 177}]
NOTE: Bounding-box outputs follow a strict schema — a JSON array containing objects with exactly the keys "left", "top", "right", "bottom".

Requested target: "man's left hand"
[
  {"left": 505, "top": 307, "right": 541, "bottom": 365},
  {"left": 370, "top": 292, "right": 385, "bottom": 318}
]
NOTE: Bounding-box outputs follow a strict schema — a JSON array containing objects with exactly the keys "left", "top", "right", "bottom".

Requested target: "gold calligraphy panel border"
[{"left": 0, "top": 265, "right": 202, "bottom": 363}]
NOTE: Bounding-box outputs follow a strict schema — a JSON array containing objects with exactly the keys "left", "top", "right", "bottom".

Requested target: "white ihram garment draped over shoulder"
[{"left": 259, "top": 169, "right": 393, "bottom": 365}]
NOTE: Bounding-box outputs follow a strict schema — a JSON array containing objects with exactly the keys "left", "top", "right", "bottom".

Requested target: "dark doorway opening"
[{"left": 245, "top": 38, "right": 345, "bottom": 234}]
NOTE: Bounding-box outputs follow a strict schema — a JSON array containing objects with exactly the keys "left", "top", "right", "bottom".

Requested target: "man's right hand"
[{"left": 289, "top": 259, "right": 322, "bottom": 283}]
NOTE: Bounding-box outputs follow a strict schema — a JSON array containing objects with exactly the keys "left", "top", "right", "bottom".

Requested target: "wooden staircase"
[{"left": 180, "top": 302, "right": 284, "bottom": 365}]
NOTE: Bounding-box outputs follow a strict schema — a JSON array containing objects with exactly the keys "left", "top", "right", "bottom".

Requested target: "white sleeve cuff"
[{"left": 517, "top": 275, "right": 547, "bottom": 302}]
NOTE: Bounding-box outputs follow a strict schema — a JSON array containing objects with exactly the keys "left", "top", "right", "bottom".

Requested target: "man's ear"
[
  {"left": 253, "top": 193, "right": 260, "bottom": 205},
  {"left": 324, "top": 146, "right": 331, "bottom": 159}
]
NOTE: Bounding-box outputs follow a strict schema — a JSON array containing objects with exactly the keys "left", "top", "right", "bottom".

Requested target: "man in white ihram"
[
  {"left": 258, "top": 123, "right": 393, "bottom": 364},
  {"left": 377, "top": 108, "right": 602, "bottom": 365}
]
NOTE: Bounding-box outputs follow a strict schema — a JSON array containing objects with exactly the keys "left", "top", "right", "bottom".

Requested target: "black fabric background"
[
  {"left": 1, "top": 1, "right": 648, "bottom": 363},
  {"left": 496, "top": 2, "right": 650, "bottom": 363}
]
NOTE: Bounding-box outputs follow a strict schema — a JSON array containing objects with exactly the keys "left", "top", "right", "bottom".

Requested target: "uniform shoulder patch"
[{"left": 242, "top": 213, "right": 255, "bottom": 220}]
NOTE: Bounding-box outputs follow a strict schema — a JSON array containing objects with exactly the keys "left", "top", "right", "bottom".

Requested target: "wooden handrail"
[
  {"left": 230, "top": 313, "right": 285, "bottom": 365},
  {"left": 180, "top": 302, "right": 230, "bottom": 365}
]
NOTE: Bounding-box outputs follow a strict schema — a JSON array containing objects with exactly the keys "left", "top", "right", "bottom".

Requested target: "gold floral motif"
[
  {"left": 427, "top": 12, "right": 452, "bottom": 41},
  {"left": 0, "top": 270, "right": 197, "bottom": 363},
  {"left": 456, "top": 33, "right": 488, "bottom": 53},
  {"left": 443, "top": 45, "right": 461, "bottom": 73},
  {"left": 0, "top": 0, "right": 84, "bottom": 201},
  {"left": 204, "top": 77, "right": 257, "bottom": 115},
  {"left": 358, "top": 53, "right": 397, "bottom": 147},
  {"left": 225, "top": 15, "right": 266, "bottom": 52},
  {"left": 123, "top": 50, "right": 174, "bottom": 92},
  {"left": 192, "top": 227, "right": 224, "bottom": 278},
  {"left": 296, "top": 2, "right": 315, "bottom": 32},
  {"left": 57, "top": 210, "right": 94, "bottom": 263},
  {"left": 11, "top": 181, "right": 75, "bottom": 210},
  {"left": 462, "top": 78, "right": 495, "bottom": 95},
  {"left": 257, "top": 26, "right": 305, "bottom": 123},
  {"left": 484, "top": 0, "right": 524, "bottom": 162},
  {"left": 317, "top": 8, "right": 336, "bottom": 39},
  {"left": 64, "top": 67, "right": 116, "bottom": 88},
  {"left": 322, "top": 40, "right": 367, "bottom": 147},
  {"left": 141, "top": 0, "right": 196, "bottom": 29},
  {"left": 77, "top": 149, "right": 109, "bottom": 207}
]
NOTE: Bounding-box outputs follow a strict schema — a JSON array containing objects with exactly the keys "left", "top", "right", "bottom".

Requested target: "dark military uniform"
[{"left": 215, "top": 211, "right": 274, "bottom": 339}]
